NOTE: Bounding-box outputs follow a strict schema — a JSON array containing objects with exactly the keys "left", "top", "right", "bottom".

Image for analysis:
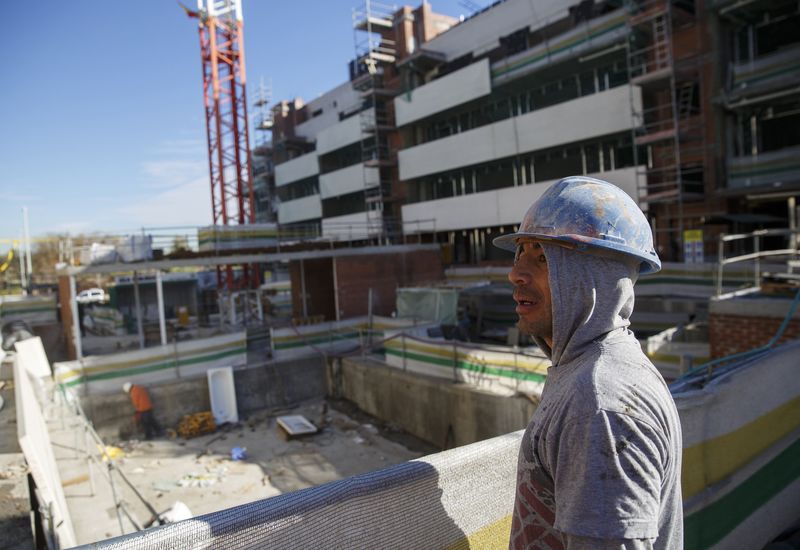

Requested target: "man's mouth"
[{"left": 513, "top": 294, "right": 538, "bottom": 313}]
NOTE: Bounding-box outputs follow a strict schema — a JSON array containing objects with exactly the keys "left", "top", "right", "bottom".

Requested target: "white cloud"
[
  {"left": 52, "top": 221, "right": 93, "bottom": 234},
  {"left": 0, "top": 192, "right": 44, "bottom": 203},
  {"left": 152, "top": 138, "right": 206, "bottom": 157},
  {"left": 141, "top": 159, "right": 207, "bottom": 189},
  {"left": 115, "top": 175, "right": 213, "bottom": 228}
]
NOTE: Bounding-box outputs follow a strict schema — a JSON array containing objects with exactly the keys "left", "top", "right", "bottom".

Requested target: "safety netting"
[{"left": 75, "top": 431, "right": 523, "bottom": 549}]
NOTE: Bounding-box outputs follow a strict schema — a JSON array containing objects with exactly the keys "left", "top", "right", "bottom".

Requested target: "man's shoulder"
[{"left": 569, "top": 337, "right": 674, "bottom": 424}]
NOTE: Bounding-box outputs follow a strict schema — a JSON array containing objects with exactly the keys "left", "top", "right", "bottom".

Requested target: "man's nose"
[{"left": 508, "top": 263, "right": 530, "bottom": 285}]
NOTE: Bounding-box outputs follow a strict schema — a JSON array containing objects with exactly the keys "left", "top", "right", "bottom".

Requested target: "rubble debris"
[
  {"left": 158, "top": 501, "right": 192, "bottom": 524},
  {"left": 62, "top": 474, "right": 90, "bottom": 488},
  {"left": 276, "top": 415, "right": 318, "bottom": 441},
  {"left": 98, "top": 445, "right": 125, "bottom": 462},
  {"left": 177, "top": 412, "right": 216, "bottom": 439}
]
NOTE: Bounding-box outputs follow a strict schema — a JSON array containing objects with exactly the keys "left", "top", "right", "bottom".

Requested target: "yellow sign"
[{"left": 683, "top": 229, "right": 704, "bottom": 263}]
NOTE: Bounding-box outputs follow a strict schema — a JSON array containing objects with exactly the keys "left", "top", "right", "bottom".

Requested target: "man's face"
[{"left": 508, "top": 238, "right": 553, "bottom": 344}]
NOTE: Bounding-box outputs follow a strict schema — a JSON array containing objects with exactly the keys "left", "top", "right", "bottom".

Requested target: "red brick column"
[{"left": 709, "top": 313, "right": 800, "bottom": 359}]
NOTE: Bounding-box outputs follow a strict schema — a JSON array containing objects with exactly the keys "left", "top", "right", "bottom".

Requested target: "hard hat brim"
[{"left": 492, "top": 232, "right": 661, "bottom": 274}]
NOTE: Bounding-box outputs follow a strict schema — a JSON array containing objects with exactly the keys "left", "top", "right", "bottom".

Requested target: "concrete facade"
[{"left": 333, "top": 356, "right": 537, "bottom": 449}]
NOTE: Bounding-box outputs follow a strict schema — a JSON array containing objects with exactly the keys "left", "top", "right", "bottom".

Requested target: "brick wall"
[
  {"left": 289, "top": 248, "right": 444, "bottom": 322},
  {"left": 709, "top": 313, "right": 800, "bottom": 359},
  {"left": 335, "top": 248, "right": 444, "bottom": 319}
]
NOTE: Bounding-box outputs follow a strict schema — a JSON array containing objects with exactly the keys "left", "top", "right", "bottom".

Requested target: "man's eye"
[
  {"left": 514, "top": 245, "right": 524, "bottom": 263},
  {"left": 538, "top": 253, "right": 547, "bottom": 263}
]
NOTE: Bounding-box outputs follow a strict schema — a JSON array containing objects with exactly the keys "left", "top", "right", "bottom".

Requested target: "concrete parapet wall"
[
  {"left": 333, "top": 357, "right": 536, "bottom": 449},
  {"left": 233, "top": 356, "right": 327, "bottom": 414}
]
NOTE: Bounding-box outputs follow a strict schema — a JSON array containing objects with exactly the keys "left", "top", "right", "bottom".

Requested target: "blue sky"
[{"left": 0, "top": 0, "right": 472, "bottom": 248}]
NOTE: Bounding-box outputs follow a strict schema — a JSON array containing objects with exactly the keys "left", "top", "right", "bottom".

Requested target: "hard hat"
[
  {"left": 123, "top": 382, "right": 132, "bottom": 393},
  {"left": 493, "top": 176, "right": 661, "bottom": 274}
]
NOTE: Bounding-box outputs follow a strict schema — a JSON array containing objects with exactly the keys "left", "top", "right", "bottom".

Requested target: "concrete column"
[
  {"left": 133, "top": 271, "right": 145, "bottom": 349},
  {"left": 332, "top": 257, "right": 340, "bottom": 321},
  {"left": 156, "top": 270, "right": 167, "bottom": 346},
  {"left": 300, "top": 260, "right": 308, "bottom": 318},
  {"left": 69, "top": 275, "right": 83, "bottom": 359}
]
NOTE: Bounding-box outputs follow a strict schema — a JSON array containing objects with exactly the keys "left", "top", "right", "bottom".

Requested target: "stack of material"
[
  {"left": 198, "top": 224, "right": 278, "bottom": 252},
  {"left": 177, "top": 412, "right": 216, "bottom": 439},
  {"left": 116, "top": 235, "right": 153, "bottom": 263}
]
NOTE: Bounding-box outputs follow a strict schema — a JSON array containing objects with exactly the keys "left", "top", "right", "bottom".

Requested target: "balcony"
[
  {"left": 319, "top": 163, "right": 379, "bottom": 199},
  {"left": 394, "top": 59, "right": 491, "bottom": 127},
  {"left": 727, "top": 145, "right": 800, "bottom": 190},
  {"left": 491, "top": 9, "right": 629, "bottom": 86},
  {"left": 726, "top": 45, "right": 800, "bottom": 105},
  {"left": 398, "top": 86, "right": 640, "bottom": 181},
  {"left": 275, "top": 152, "right": 319, "bottom": 187},
  {"left": 316, "top": 109, "right": 375, "bottom": 156},
  {"left": 277, "top": 194, "right": 322, "bottom": 225},
  {"left": 322, "top": 210, "right": 383, "bottom": 240},
  {"left": 402, "top": 167, "right": 638, "bottom": 233}
]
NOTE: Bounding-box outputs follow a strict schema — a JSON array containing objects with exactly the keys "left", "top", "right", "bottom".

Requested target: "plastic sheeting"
[
  {"left": 0, "top": 294, "right": 57, "bottom": 324},
  {"left": 672, "top": 340, "right": 800, "bottom": 549},
  {"left": 396, "top": 288, "right": 458, "bottom": 325},
  {"left": 198, "top": 224, "right": 278, "bottom": 252},
  {"left": 270, "top": 315, "right": 438, "bottom": 360},
  {"left": 383, "top": 331, "right": 548, "bottom": 397},
  {"left": 53, "top": 332, "right": 247, "bottom": 395}
]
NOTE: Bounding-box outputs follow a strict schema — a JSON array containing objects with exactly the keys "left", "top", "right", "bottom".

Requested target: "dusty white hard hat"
[
  {"left": 123, "top": 382, "right": 132, "bottom": 393},
  {"left": 493, "top": 176, "right": 661, "bottom": 274}
]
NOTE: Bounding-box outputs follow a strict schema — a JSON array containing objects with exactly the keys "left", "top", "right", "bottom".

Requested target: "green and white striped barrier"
[
  {"left": 384, "top": 332, "right": 549, "bottom": 397},
  {"left": 54, "top": 332, "right": 247, "bottom": 395},
  {"left": 0, "top": 294, "right": 57, "bottom": 324}
]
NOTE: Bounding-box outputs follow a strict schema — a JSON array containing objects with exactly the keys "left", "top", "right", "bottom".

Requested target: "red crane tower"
[{"left": 185, "top": 0, "right": 259, "bottom": 290}]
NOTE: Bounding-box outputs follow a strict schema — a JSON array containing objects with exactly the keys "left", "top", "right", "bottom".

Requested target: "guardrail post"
[
  {"left": 402, "top": 332, "right": 407, "bottom": 371},
  {"left": 716, "top": 233, "right": 725, "bottom": 296}
]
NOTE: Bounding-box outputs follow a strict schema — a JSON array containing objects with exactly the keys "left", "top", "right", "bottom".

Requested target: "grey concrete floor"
[{"left": 53, "top": 399, "right": 433, "bottom": 546}]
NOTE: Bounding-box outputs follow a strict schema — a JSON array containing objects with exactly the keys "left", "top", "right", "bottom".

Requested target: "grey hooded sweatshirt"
[{"left": 508, "top": 245, "right": 683, "bottom": 550}]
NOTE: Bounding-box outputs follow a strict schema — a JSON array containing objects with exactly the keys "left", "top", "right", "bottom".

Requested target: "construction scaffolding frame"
[
  {"left": 352, "top": 0, "right": 399, "bottom": 243},
  {"left": 626, "top": 0, "right": 706, "bottom": 260}
]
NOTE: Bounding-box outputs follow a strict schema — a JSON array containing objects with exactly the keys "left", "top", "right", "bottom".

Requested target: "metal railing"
[
  {"left": 52, "top": 384, "right": 161, "bottom": 535},
  {"left": 715, "top": 228, "right": 800, "bottom": 296}
]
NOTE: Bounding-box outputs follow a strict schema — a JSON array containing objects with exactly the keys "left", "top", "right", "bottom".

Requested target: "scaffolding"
[
  {"left": 352, "top": 1, "right": 398, "bottom": 242},
  {"left": 626, "top": 0, "right": 706, "bottom": 260}
]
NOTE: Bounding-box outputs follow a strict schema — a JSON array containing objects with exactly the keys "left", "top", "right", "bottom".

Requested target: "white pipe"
[
  {"left": 156, "top": 270, "right": 167, "bottom": 346},
  {"left": 133, "top": 272, "right": 145, "bottom": 350},
  {"left": 18, "top": 236, "right": 26, "bottom": 295},
  {"left": 22, "top": 207, "right": 32, "bottom": 290},
  {"left": 70, "top": 275, "right": 83, "bottom": 359}
]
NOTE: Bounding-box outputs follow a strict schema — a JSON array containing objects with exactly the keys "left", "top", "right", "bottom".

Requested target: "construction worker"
[
  {"left": 494, "top": 177, "right": 682, "bottom": 549},
  {"left": 123, "top": 382, "right": 160, "bottom": 440}
]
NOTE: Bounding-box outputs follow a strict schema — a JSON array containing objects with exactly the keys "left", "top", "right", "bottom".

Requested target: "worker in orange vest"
[{"left": 123, "top": 382, "right": 160, "bottom": 439}]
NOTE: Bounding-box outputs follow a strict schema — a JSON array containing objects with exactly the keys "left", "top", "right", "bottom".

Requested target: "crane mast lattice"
[{"left": 186, "top": 0, "right": 258, "bottom": 290}]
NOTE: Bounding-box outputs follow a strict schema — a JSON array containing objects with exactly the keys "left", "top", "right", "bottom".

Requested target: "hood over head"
[{"left": 533, "top": 243, "right": 639, "bottom": 366}]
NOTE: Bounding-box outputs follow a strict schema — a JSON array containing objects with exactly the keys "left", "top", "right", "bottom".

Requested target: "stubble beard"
[{"left": 517, "top": 316, "right": 552, "bottom": 342}]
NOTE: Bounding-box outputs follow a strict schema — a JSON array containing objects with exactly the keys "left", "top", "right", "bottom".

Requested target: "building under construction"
[
  {"left": 263, "top": 0, "right": 799, "bottom": 263},
  {"left": 2, "top": 0, "right": 800, "bottom": 548}
]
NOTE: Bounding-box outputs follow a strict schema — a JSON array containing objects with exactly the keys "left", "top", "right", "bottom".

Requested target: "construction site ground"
[
  {"left": 55, "top": 398, "right": 438, "bottom": 546},
  {"left": 0, "top": 377, "right": 35, "bottom": 550}
]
